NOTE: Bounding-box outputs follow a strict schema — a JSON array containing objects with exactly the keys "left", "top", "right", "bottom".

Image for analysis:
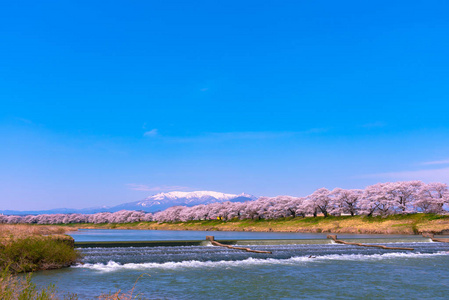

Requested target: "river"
[{"left": 31, "top": 229, "right": 449, "bottom": 299}]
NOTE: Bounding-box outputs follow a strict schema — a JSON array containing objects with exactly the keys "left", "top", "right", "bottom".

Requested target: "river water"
[
  {"left": 67, "top": 229, "right": 416, "bottom": 241},
  {"left": 31, "top": 230, "right": 449, "bottom": 299}
]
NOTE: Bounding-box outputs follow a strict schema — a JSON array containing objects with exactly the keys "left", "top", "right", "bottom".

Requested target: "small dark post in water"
[{"left": 327, "top": 234, "right": 337, "bottom": 240}]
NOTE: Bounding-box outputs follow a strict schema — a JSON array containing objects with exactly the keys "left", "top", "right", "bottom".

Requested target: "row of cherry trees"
[
  {"left": 0, "top": 210, "right": 154, "bottom": 224},
  {"left": 154, "top": 181, "right": 448, "bottom": 222},
  {"left": 1, "top": 181, "right": 448, "bottom": 224}
]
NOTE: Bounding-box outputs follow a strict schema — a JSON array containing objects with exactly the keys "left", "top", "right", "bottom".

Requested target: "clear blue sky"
[{"left": 1, "top": 0, "right": 449, "bottom": 210}]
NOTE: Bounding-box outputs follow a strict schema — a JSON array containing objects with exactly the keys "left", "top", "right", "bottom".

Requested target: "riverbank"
[
  {"left": 0, "top": 224, "right": 79, "bottom": 273},
  {"left": 70, "top": 214, "right": 449, "bottom": 235}
]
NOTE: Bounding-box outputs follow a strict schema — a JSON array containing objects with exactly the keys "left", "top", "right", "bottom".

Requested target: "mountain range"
[{"left": 0, "top": 191, "right": 257, "bottom": 215}]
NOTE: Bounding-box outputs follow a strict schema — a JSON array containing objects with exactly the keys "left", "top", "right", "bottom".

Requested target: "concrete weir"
[
  {"left": 422, "top": 233, "right": 449, "bottom": 243},
  {"left": 74, "top": 236, "right": 431, "bottom": 248},
  {"left": 75, "top": 240, "right": 209, "bottom": 248},
  {"left": 326, "top": 234, "right": 415, "bottom": 251},
  {"left": 206, "top": 235, "right": 272, "bottom": 254}
]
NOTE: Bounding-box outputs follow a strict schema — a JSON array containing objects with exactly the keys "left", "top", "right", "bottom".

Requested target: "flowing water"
[
  {"left": 67, "top": 228, "right": 417, "bottom": 241},
  {"left": 31, "top": 230, "right": 449, "bottom": 299}
]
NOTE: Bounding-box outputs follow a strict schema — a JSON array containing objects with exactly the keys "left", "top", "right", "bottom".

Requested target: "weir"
[
  {"left": 206, "top": 235, "right": 272, "bottom": 254},
  {"left": 326, "top": 234, "right": 415, "bottom": 251},
  {"left": 422, "top": 233, "right": 449, "bottom": 243},
  {"left": 74, "top": 236, "right": 432, "bottom": 248}
]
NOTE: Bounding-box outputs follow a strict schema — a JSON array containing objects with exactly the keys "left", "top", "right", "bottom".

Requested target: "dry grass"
[
  {"left": 0, "top": 269, "right": 147, "bottom": 300},
  {"left": 0, "top": 270, "right": 58, "bottom": 300},
  {"left": 416, "top": 219, "right": 449, "bottom": 233},
  {"left": 98, "top": 274, "right": 150, "bottom": 300},
  {"left": 73, "top": 214, "right": 449, "bottom": 235},
  {"left": 0, "top": 224, "right": 76, "bottom": 242},
  {"left": 0, "top": 269, "right": 79, "bottom": 300},
  {"left": 290, "top": 218, "right": 417, "bottom": 234}
]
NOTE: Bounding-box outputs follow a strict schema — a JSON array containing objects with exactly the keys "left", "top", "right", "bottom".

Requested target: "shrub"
[{"left": 0, "top": 236, "right": 79, "bottom": 273}]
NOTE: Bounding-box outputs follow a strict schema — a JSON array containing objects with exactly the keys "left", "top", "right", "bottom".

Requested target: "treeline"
[
  {"left": 0, "top": 210, "right": 153, "bottom": 224},
  {"left": 1, "top": 181, "right": 448, "bottom": 224}
]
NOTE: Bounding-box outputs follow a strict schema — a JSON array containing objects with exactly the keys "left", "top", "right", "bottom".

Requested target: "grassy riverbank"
[
  {"left": 0, "top": 225, "right": 138, "bottom": 299},
  {"left": 0, "top": 225, "right": 79, "bottom": 273},
  {"left": 71, "top": 214, "right": 449, "bottom": 235},
  {"left": 0, "top": 225, "right": 81, "bottom": 299}
]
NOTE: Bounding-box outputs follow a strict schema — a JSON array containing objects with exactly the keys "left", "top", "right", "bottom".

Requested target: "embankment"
[{"left": 70, "top": 214, "right": 449, "bottom": 235}]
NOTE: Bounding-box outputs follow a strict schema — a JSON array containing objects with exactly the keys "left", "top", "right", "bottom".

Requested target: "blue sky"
[{"left": 1, "top": 1, "right": 449, "bottom": 210}]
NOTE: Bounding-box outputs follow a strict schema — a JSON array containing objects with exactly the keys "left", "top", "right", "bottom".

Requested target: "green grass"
[{"left": 0, "top": 236, "right": 79, "bottom": 274}]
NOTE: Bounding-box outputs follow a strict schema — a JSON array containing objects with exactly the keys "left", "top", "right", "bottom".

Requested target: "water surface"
[
  {"left": 31, "top": 229, "right": 449, "bottom": 299},
  {"left": 68, "top": 229, "right": 416, "bottom": 242}
]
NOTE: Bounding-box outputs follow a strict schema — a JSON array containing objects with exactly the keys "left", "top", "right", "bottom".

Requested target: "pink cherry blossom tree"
[
  {"left": 331, "top": 188, "right": 363, "bottom": 216},
  {"left": 416, "top": 182, "right": 449, "bottom": 213}
]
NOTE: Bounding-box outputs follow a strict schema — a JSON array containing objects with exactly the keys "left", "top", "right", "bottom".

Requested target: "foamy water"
[{"left": 74, "top": 251, "right": 449, "bottom": 273}]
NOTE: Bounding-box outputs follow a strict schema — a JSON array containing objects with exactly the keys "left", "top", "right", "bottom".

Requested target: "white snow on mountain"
[
  {"left": 144, "top": 191, "right": 252, "bottom": 202},
  {"left": 112, "top": 191, "right": 257, "bottom": 212}
]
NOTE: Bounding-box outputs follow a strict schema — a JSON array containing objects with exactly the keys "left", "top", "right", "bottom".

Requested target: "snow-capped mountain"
[
  {"left": 0, "top": 191, "right": 257, "bottom": 215},
  {"left": 110, "top": 191, "right": 257, "bottom": 212}
]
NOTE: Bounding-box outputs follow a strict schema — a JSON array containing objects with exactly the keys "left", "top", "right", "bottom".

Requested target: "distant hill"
[
  {"left": 0, "top": 206, "right": 112, "bottom": 216},
  {"left": 0, "top": 191, "right": 257, "bottom": 215}
]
